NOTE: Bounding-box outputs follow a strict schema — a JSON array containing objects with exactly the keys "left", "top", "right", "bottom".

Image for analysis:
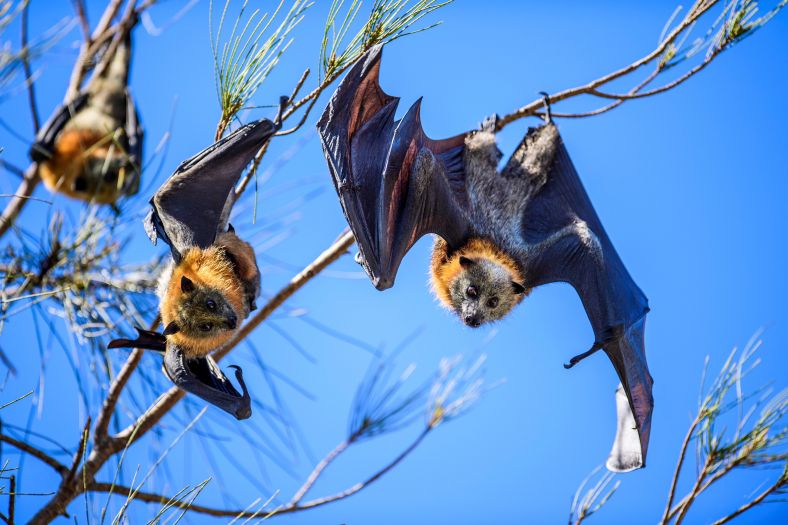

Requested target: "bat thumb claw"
[{"left": 564, "top": 342, "right": 604, "bottom": 370}]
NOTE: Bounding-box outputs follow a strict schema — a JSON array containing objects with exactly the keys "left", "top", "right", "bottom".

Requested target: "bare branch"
[
  {"left": 710, "top": 476, "right": 787, "bottom": 525},
  {"left": 0, "top": 433, "right": 68, "bottom": 476},
  {"left": 21, "top": 0, "right": 40, "bottom": 132},
  {"left": 71, "top": 0, "right": 91, "bottom": 42}
]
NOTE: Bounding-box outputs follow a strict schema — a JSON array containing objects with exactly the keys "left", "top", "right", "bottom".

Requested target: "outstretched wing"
[
  {"left": 518, "top": 124, "right": 653, "bottom": 472},
  {"left": 145, "top": 119, "right": 277, "bottom": 261},
  {"left": 317, "top": 45, "right": 472, "bottom": 290}
]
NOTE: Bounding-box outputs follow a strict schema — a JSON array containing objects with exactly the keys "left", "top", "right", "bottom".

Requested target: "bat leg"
[
  {"left": 538, "top": 91, "right": 553, "bottom": 123},
  {"left": 564, "top": 341, "right": 604, "bottom": 369},
  {"left": 479, "top": 114, "right": 499, "bottom": 133}
]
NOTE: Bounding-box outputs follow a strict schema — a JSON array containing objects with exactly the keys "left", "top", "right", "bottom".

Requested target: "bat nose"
[
  {"left": 226, "top": 316, "right": 237, "bottom": 330},
  {"left": 464, "top": 315, "right": 481, "bottom": 328}
]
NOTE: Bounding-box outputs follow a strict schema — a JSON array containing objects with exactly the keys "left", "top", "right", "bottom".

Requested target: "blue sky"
[{"left": 1, "top": 1, "right": 787, "bottom": 523}]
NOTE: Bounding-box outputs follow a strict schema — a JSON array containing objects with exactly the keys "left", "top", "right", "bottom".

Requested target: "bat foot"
[
  {"left": 274, "top": 96, "right": 289, "bottom": 128},
  {"left": 563, "top": 341, "right": 603, "bottom": 369},
  {"left": 479, "top": 114, "right": 499, "bottom": 133},
  {"left": 538, "top": 92, "right": 552, "bottom": 123}
]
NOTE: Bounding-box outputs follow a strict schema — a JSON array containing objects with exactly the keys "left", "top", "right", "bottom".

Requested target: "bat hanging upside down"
[
  {"left": 29, "top": 27, "right": 143, "bottom": 204},
  {"left": 318, "top": 45, "right": 653, "bottom": 472},
  {"left": 109, "top": 101, "right": 285, "bottom": 419}
]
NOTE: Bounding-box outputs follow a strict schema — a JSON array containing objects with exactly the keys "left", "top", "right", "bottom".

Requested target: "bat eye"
[
  {"left": 466, "top": 286, "right": 478, "bottom": 299},
  {"left": 486, "top": 297, "right": 499, "bottom": 308},
  {"left": 206, "top": 299, "right": 216, "bottom": 310},
  {"left": 200, "top": 323, "right": 213, "bottom": 332}
]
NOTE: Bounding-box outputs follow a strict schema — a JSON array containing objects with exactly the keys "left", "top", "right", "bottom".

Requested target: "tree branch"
[
  {"left": 21, "top": 0, "right": 40, "bottom": 133},
  {"left": 660, "top": 414, "right": 702, "bottom": 524},
  {"left": 710, "top": 477, "right": 787, "bottom": 525},
  {"left": 495, "top": 0, "right": 721, "bottom": 129},
  {"left": 0, "top": 433, "right": 68, "bottom": 476}
]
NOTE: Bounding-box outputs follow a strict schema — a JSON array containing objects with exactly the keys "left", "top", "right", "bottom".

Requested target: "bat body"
[
  {"left": 110, "top": 115, "right": 281, "bottom": 419},
  {"left": 318, "top": 46, "right": 653, "bottom": 472},
  {"left": 30, "top": 29, "right": 142, "bottom": 204}
]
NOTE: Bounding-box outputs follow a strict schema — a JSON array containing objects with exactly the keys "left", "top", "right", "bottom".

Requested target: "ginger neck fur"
[{"left": 429, "top": 237, "right": 527, "bottom": 309}]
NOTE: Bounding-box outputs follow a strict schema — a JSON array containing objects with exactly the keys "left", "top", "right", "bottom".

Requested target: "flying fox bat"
[
  {"left": 29, "top": 27, "right": 143, "bottom": 204},
  {"left": 109, "top": 111, "right": 283, "bottom": 419},
  {"left": 317, "top": 45, "right": 653, "bottom": 472}
]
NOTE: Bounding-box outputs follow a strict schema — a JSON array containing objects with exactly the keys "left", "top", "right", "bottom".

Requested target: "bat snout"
[
  {"left": 225, "top": 315, "right": 238, "bottom": 330},
  {"left": 463, "top": 314, "right": 482, "bottom": 328}
]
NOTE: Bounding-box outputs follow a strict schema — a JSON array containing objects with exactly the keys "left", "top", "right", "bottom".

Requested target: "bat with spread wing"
[
  {"left": 317, "top": 45, "right": 653, "bottom": 471},
  {"left": 30, "top": 26, "right": 143, "bottom": 204},
  {"left": 109, "top": 109, "right": 283, "bottom": 419}
]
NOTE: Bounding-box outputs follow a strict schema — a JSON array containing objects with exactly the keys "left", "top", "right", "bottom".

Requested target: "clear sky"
[{"left": 1, "top": 1, "right": 787, "bottom": 523}]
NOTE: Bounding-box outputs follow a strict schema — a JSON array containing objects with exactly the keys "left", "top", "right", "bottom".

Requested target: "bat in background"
[
  {"left": 29, "top": 26, "right": 142, "bottom": 204},
  {"left": 317, "top": 45, "right": 652, "bottom": 472},
  {"left": 110, "top": 103, "right": 284, "bottom": 419}
]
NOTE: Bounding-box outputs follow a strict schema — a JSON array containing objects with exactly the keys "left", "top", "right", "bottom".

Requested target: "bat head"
[
  {"left": 170, "top": 276, "right": 240, "bottom": 342},
  {"left": 449, "top": 256, "right": 527, "bottom": 327},
  {"left": 430, "top": 237, "right": 527, "bottom": 327}
]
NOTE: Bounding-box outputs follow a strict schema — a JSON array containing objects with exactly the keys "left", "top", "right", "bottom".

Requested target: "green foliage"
[
  {"left": 320, "top": 0, "right": 452, "bottom": 82},
  {"left": 210, "top": 0, "right": 311, "bottom": 138}
]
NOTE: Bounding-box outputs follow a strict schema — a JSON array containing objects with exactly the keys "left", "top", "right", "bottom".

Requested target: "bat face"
[
  {"left": 448, "top": 256, "right": 526, "bottom": 327},
  {"left": 38, "top": 127, "right": 140, "bottom": 204},
  {"left": 175, "top": 284, "right": 239, "bottom": 336}
]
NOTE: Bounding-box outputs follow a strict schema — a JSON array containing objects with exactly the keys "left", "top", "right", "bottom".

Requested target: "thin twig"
[
  {"left": 64, "top": 417, "right": 91, "bottom": 484},
  {"left": 710, "top": 477, "right": 787, "bottom": 525},
  {"left": 0, "top": 434, "right": 68, "bottom": 476},
  {"left": 289, "top": 439, "right": 350, "bottom": 505},
  {"left": 21, "top": 0, "right": 41, "bottom": 133},
  {"left": 8, "top": 475, "right": 15, "bottom": 524},
  {"left": 660, "top": 414, "right": 702, "bottom": 524},
  {"left": 94, "top": 317, "right": 160, "bottom": 444},
  {"left": 71, "top": 0, "right": 91, "bottom": 42},
  {"left": 495, "top": 0, "right": 718, "bottom": 129}
]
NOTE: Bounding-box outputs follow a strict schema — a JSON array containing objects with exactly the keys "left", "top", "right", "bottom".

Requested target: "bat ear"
[
  {"left": 511, "top": 281, "right": 526, "bottom": 295},
  {"left": 181, "top": 275, "right": 195, "bottom": 293},
  {"left": 163, "top": 321, "right": 180, "bottom": 336},
  {"left": 459, "top": 256, "right": 475, "bottom": 269}
]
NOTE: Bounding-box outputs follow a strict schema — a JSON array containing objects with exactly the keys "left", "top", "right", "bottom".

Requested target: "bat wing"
[
  {"left": 29, "top": 94, "right": 89, "bottom": 162},
  {"left": 108, "top": 329, "right": 252, "bottom": 420},
  {"left": 163, "top": 347, "right": 251, "bottom": 420},
  {"left": 519, "top": 124, "right": 652, "bottom": 472},
  {"left": 317, "top": 45, "right": 472, "bottom": 289},
  {"left": 145, "top": 119, "right": 277, "bottom": 261},
  {"left": 124, "top": 88, "right": 144, "bottom": 172}
]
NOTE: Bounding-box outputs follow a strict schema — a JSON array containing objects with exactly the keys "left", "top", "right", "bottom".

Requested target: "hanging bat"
[
  {"left": 29, "top": 27, "right": 143, "bottom": 204},
  {"left": 109, "top": 110, "right": 283, "bottom": 419},
  {"left": 317, "top": 45, "right": 653, "bottom": 472}
]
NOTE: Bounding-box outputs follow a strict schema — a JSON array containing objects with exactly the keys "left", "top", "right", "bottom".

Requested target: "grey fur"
[
  {"left": 448, "top": 257, "right": 524, "bottom": 326},
  {"left": 463, "top": 125, "right": 603, "bottom": 270}
]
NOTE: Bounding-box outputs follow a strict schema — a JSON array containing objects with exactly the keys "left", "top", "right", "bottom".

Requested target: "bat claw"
[
  {"left": 539, "top": 91, "right": 552, "bottom": 123},
  {"left": 479, "top": 114, "right": 499, "bottom": 133},
  {"left": 274, "top": 96, "right": 289, "bottom": 128},
  {"left": 563, "top": 341, "right": 603, "bottom": 369}
]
